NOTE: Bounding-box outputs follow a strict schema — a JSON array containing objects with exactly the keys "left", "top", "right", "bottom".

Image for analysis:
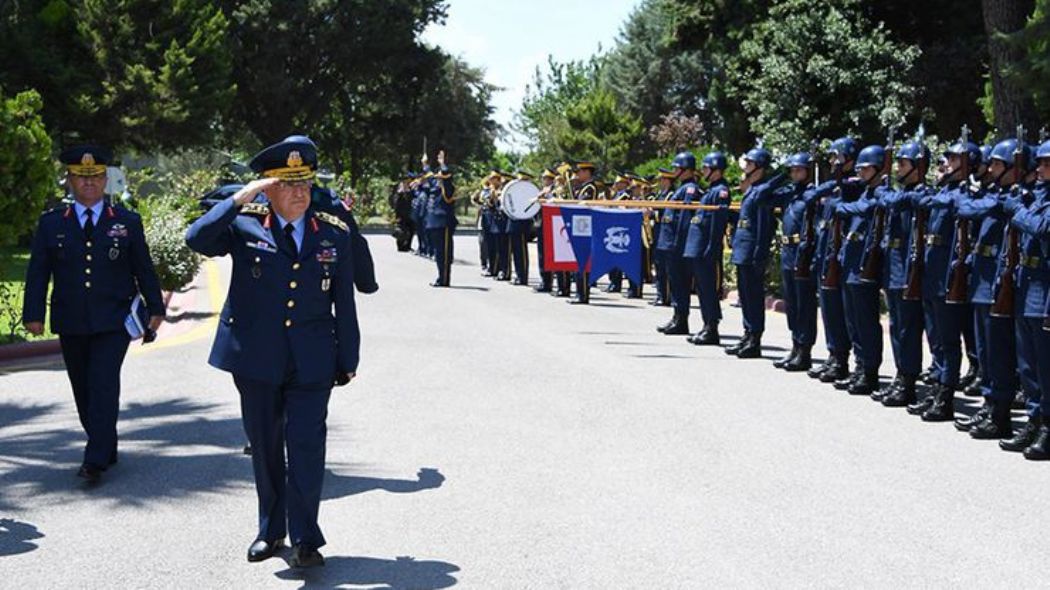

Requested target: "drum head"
[{"left": 500, "top": 179, "right": 541, "bottom": 220}]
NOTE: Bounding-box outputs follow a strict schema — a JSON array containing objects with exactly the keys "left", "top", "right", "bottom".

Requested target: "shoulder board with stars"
[
  {"left": 315, "top": 211, "right": 349, "bottom": 232},
  {"left": 239, "top": 202, "right": 271, "bottom": 216}
]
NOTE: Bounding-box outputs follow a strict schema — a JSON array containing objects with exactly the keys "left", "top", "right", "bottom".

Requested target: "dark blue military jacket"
[
  {"left": 876, "top": 184, "right": 924, "bottom": 290},
  {"left": 425, "top": 172, "right": 457, "bottom": 231},
  {"left": 23, "top": 202, "right": 165, "bottom": 335},
  {"left": 655, "top": 179, "right": 699, "bottom": 255},
  {"left": 917, "top": 181, "right": 968, "bottom": 299},
  {"left": 835, "top": 181, "right": 877, "bottom": 285},
  {"left": 185, "top": 197, "right": 360, "bottom": 385},
  {"left": 800, "top": 180, "right": 837, "bottom": 279},
  {"left": 312, "top": 186, "right": 378, "bottom": 294},
  {"left": 759, "top": 181, "right": 810, "bottom": 271},
  {"left": 1009, "top": 181, "right": 1050, "bottom": 317},
  {"left": 957, "top": 184, "right": 1008, "bottom": 304},
  {"left": 683, "top": 180, "right": 732, "bottom": 261},
  {"left": 730, "top": 175, "right": 782, "bottom": 266}
]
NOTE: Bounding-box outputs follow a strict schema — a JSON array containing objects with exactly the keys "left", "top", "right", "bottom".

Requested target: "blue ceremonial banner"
[
  {"left": 589, "top": 209, "right": 644, "bottom": 284},
  {"left": 559, "top": 206, "right": 594, "bottom": 272}
]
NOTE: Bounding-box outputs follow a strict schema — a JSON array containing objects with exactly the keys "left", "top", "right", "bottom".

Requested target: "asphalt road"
[{"left": 2, "top": 234, "right": 1048, "bottom": 589}]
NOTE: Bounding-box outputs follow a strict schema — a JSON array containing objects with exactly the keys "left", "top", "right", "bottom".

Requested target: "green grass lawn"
[{"left": 0, "top": 245, "right": 54, "bottom": 344}]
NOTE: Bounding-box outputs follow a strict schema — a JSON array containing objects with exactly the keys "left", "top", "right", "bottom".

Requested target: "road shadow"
[
  {"left": 443, "top": 286, "right": 489, "bottom": 292},
  {"left": 0, "top": 356, "right": 66, "bottom": 375},
  {"left": 165, "top": 310, "right": 218, "bottom": 323},
  {"left": 274, "top": 554, "right": 460, "bottom": 590},
  {"left": 0, "top": 518, "right": 44, "bottom": 557},
  {"left": 322, "top": 467, "right": 444, "bottom": 501}
]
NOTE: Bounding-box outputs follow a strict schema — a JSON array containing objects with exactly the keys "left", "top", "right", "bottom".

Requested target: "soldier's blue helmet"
[
  {"left": 1038, "top": 140, "right": 1050, "bottom": 162},
  {"left": 671, "top": 151, "right": 697, "bottom": 170},
  {"left": 896, "top": 141, "right": 930, "bottom": 163},
  {"left": 989, "top": 139, "right": 1031, "bottom": 168},
  {"left": 829, "top": 137, "right": 859, "bottom": 161},
  {"left": 701, "top": 151, "right": 727, "bottom": 170},
  {"left": 744, "top": 147, "right": 772, "bottom": 168},
  {"left": 944, "top": 141, "right": 982, "bottom": 168},
  {"left": 856, "top": 145, "right": 885, "bottom": 169},
  {"left": 979, "top": 145, "right": 993, "bottom": 166},
  {"left": 786, "top": 152, "right": 812, "bottom": 168}
]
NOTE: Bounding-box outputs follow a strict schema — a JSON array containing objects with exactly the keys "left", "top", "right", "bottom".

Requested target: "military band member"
[
  {"left": 426, "top": 150, "right": 457, "bottom": 287},
  {"left": 655, "top": 153, "right": 699, "bottom": 332},
  {"left": 22, "top": 144, "right": 166, "bottom": 483},
  {"left": 725, "top": 147, "right": 781, "bottom": 358},
  {"left": 649, "top": 168, "right": 676, "bottom": 307},
  {"left": 185, "top": 136, "right": 360, "bottom": 566},
  {"left": 488, "top": 171, "right": 511, "bottom": 281},
  {"left": 605, "top": 172, "right": 633, "bottom": 293},
  {"left": 683, "top": 152, "right": 731, "bottom": 345},
  {"left": 393, "top": 173, "right": 417, "bottom": 252},
  {"left": 535, "top": 168, "right": 558, "bottom": 292},
  {"left": 507, "top": 171, "right": 534, "bottom": 286},
  {"left": 552, "top": 166, "right": 574, "bottom": 297},
  {"left": 625, "top": 174, "right": 649, "bottom": 299},
  {"left": 569, "top": 161, "right": 599, "bottom": 305}
]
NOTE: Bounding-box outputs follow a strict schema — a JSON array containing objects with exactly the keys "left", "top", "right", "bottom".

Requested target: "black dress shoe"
[
  {"left": 691, "top": 326, "right": 721, "bottom": 346},
  {"left": 724, "top": 333, "right": 750, "bottom": 356},
  {"left": 513, "top": 279, "right": 528, "bottom": 286},
  {"left": 625, "top": 289, "right": 642, "bottom": 299},
  {"left": 872, "top": 376, "right": 900, "bottom": 402},
  {"left": 1023, "top": 425, "right": 1050, "bottom": 460},
  {"left": 834, "top": 369, "right": 862, "bottom": 390},
  {"left": 820, "top": 359, "right": 850, "bottom": 383},
  {"left": 808, "top": 357, "right": 833, "bottom": 380},
  {"left": 784, "top": 347, "right": 812, "bottom": 372},
  {"left": 534, "top": 285, "right": 553, "bottom": 293},
  {"left": 568, "top": 299, "right": 588, "bottom": 305},
  {"left": 954, "top": 404, "right": 990, "bottom": 432},
  {"left": 656, "top": 317, "right": 675, "bottom": 333},
  {"left": 735, "top": 337, "right": 762, "bottom": 359},
  {"left": 1001, "top": 417, "right": 1042, "bottom": 452},
  {"left": 970, "top": 407, "right": 1014, "bottom": 440},
  {"left": 773, "top": 345, "right": 798, "bottom": 369},
  {"left": 77, "top": 464, "right": 102, "bottom": 483},
  {"left": 662, "top": 315, "right": 690, "bottom": 336},
  {"left": 247, "top": 539, "right": 284, "bottom": 562},
  {"left": 882, "top": 376, "right": 918, "bottom": 407},
  {"left": 848, "top": 372, "right": 879, "bottom": 396},
  {"left": 907, "top": 390, "right": 934, "bottom": 415},
  {"left": 290, "top": 544, "right": 324, "bottom": 568},
  {"left": 921, "top": 384, "right": 955, "bottom": 422},
  {"left": 429, "top": 281, "right": 449, "bottom": 288}
]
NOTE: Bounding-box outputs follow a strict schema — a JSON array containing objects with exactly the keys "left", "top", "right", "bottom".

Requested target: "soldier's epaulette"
[
  {"left": 240, "top": 202, "right": 270, "bottom": 216},
  {"left": 42, "top": 205, "right": 68, "bottom": 217},
  {"left": 315, "top": 211, "right": 349, "bottom": 232}
]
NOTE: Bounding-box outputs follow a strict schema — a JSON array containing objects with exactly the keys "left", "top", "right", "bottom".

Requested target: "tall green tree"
[
  {"left": 981, "top": 0, "right": 1039, "bottom": 132},
  {"left": 555, "top": 89, "right": 644, "bottom": 171},
  {"left": 0, "top": 88, "right": 54, "bottom": 245},
  {"left": 1002, "top": 0, "right": 1050, "bottom": 126}
]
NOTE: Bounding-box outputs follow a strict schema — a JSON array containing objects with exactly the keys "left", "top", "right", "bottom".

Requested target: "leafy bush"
[{"left": 0, "top": 88, "right": 55, "bottom": 247}]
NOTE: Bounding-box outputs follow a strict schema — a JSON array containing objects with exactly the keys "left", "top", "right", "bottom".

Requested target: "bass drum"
[{"left": 500, "top": 179, "right": 541, "bottom": 220}]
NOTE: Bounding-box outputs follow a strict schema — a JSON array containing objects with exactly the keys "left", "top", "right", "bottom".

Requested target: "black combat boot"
[
  {"left": 773, "top": 345, "right": 799, "bottom": 369},
  {"left": 958, "top": 360, "right": 979, "bottom": 392},
  {"left": 969, "top": 403, "right": 1014, "bottom": 439},
  {"left": 1023, "top": 424, "right": 1050, "bottom": 460},
  {"left": 735, "top": 334, "right": 763, "bottom": 359},
  {"left": 1000, "top": 416, "right": 1042, "bottom": 453},
  {"left": 808, "top": 357, "right": 834, "bottom": 380},
  {"left": 784, "top": 347, "right": 812, "bottom": 372},
  {"left": 820, "top": 356, "right": 851, "bottom": 383},
  {"left": 882, "top": 374, "right": 918, "bottom": 407},
  {"left": 919, "top": 365, "right": 937, "bottom": 385},
  {"left": 954, "top": 401, "right": 990, "bottom": 432},
  {"left": 656, "top": 316, "right": 676, "bottom": 333},
  {"left": 689, "top": 324, "right": 720, "bottom": 346},
  {"left": 724, "top": 333, "right": 751, "bottom": 356},
  {"left": 921, "top": 383, "right": 955, "bottom": 422},
  {"left": 662, "top": 313, "right": 690, "bottom": 336},
  {"left": 848, "top": 371, "right": 880, "bottom": 396},
  {"left": 907, "top": 387, "right": 935, "bottom": 415},
  {"left": 834, "top": 366, "right": 863, "bottom": 390},
  {"left": 872, "top": 374, "right": 902, "bottom": 403}
]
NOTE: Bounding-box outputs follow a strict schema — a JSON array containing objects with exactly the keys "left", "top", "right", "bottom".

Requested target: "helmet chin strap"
[{"left": 703, "top": 169, "right": 716, "bottom": 183}]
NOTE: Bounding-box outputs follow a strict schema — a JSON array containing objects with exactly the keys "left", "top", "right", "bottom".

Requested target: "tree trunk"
[{"left": 981, "top": 0, "right": 1038, "bottom": 133}]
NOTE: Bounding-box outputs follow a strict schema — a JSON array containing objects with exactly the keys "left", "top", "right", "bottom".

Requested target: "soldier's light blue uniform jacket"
[
  {"left": 683, "top": 180, "right": 731, "bottom": 261},
  {"left": 656, "top": 179, "right": 699, "bottom": 255},
  {"left": 756, "top": 181, "right": 810, "bottom": 271},
  {"left": 957, "top": 184, "right": 1008, "bottom": 304},
  {"left": 425, "top": 170, "right": 457, "bottom": 230},
  {"left": 185, "top": 197, "right": 360, "bottom": 385},
  {"left": 1008, "top": 181, "right": 1050, "bottom": 317},
  {"left": 835, "top": 181, "right": 877, "bottom": 285},
  {"left": 875, "top": 184, "right": 924, "bottom": 290},
  {"left": 803, "top": 180, "right": 838, "bottom": 279},
  {"left": 917, "top": 182, "right": 967, "bottom": 299},
  {"left": 730, "top": 174, "right": 782, "bottom": 266},
  {"left": 23, "top": 202, "right": 165, "bottom": 335}
]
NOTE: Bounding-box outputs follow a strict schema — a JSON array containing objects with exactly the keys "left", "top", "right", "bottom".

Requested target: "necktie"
[
  {"left": 83, "top": 208, "right": 95, "bottom": 239},
  {"left": 284, "top": 223, "right": 298, "bottom": 258}
]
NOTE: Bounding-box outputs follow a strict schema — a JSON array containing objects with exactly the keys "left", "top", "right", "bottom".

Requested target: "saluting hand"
[{"left": 234, "top": 178, "right": 281, "bottom": 206}]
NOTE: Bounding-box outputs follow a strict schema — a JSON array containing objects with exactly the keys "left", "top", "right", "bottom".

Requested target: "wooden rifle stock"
[
  {"left": 990, "top": 227, "right": 1019, "bottom": 317},
  {"left": 794, "top": 199, "right": 817, "bottom": 280},
  {"left": 945, "top": 216, "right": 972, "bottom": 304},
  {"left": 821, "top": 216, "right": 844, "bottom": 290}
]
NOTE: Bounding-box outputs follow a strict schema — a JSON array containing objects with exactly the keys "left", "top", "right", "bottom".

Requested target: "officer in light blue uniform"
[
  {"left": 655, "top": 152, "right": 699, "bottom": 333},
  {"left": 649, "top": 168, "right": 677, "bottom": 307},
  {"left": 877, "top": 141, "right": 929, "bottom": 407},
  {"left": 186, "top": 136, "right": 360, "bottom": 567},
  {"left": 725, "top": 147, "right": 783, "bottom": 359},
  {"left": 764, "top": 152, "right": 818, "bottom": 371},
  {"left": 683, "top": 152, "right": 731, "bottom": 345},
  {"left": 953, "top": 138, "right": 1027, "bottom": 437},
  {"left": 22, "top": 144, "right": 166, "bottom": 483},
  {"left": 834, "top": 146, "right": 886, "bottom": 395},
  {"left": 999, "top": 141, "right": 1050, "bottom": 459},
  {"left": 907, "top": 139, "right": 980, "bottom": 422},
  {"left": 807, "top": 137, "right": 857, "bottom": 383},
  {"left": 425, "top": 151, "right": 457, "bottom": 287}
]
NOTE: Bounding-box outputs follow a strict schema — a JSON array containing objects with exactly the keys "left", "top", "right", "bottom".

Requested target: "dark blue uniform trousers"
[
  {"left": 973, "top": 304, "right": 1017, "bottom": 403},
  {"left": 886, "top": 290, "right": 923, "bottom": 376},
  {"left": 1016, "top": 316, "right": 1050, "bottom": 419},
  {"left": 820, "top": 286, "right": 850, "bottom": 358},
  {"left": 843, "top": 284, "right": 883, "bottom": 372},
  {"left": 782, "top": 270, "right": 817, "bottom": 347},
  {"left": 692, "top": 257, "right": 723, "bottom": 326},
  {"left": 509, "top": 232, "right": 529, "bottom": 283},
  {"left": 495, "top": 234, "right": 510, "bottom": 277},
  {"left": 653, "top": 250, "right": 669, "bottom": 303},
  {"left": 736, "top": 263, "right": 765, "bottom": 335},
  {"left": 235, "top": 369, "right": 331, "bottom": 549},
  {"left": 932, "top": 299, "right": 968, "bottom": 387},
  {"left": 428, "top": 227, "right": 454, "bottom": 285},
  {"left": 668, "top": 255, "right": 692, "bottom": 316},
  {"left": 59, "top": 331, "right": 130, "bottom": 468},
  {"left": 923, "top": 297, "right": 943, "bottom": 380}
]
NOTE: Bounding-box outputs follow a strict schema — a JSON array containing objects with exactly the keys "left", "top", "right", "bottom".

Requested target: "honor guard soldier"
[
  {"left": 535, "top": 168, "right": 558, "bottom": 292},
  {"left": 569, "top": 161, "right": 599, "bottom": 304},
  {"left": 185, "top": 136, "right": 361, "bottom": 567},
  {"left": 650, "top": 168, "right": 677, "bottom": 307},
  {"left": 725, "top": 147, "right": 782, "bottom": 358},
  {"left": 683, "top": 152, "right": 732, "bottom": 345},
  {"left": 411, "top": 172, "right": 430, "bottom": 257},
  {"left": 807, "top": 137, "right": 857, "bottom": 383},
  {"left": 507, "top": 170, "right": 533, "bottom": 285},
  {"left": 833, "top": 145, "right": 886, "bottom": 395},
  {"left": 655, "top": 152, "right": 699, "bottom": 331},
  {"left": 999, "top": 140, "right": 1050, "bottom": 459},
  {"left": 426, "top": 150, "right": 457, "bottom": 287},
  {"left": 877, "top": 140, "right": 930, "bottom": 407},
  {"left": 765, "top": 152, "right": 818, "bottom": 370},
  {"left": 22, "top": 144, "right": 166, "bottom": 483},
  {"left": 953, "top": 137, "right": 1027, "bottom": 436}
]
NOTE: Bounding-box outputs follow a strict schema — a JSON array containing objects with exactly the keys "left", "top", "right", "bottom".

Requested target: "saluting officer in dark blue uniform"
[
  {"left": 726, "top": 147, "right": 782, "bottom": 359},
  {"left": 999, "top": 141, "right": 1050, "bottom": 459},
  {"left": 683, "top": 152, "right": 731, "bottom": 345},
  {"left": 877, "top": 141, "right": 929, "bottom": 407},
  {"left": 834, "top": 145, "right": 886, "bottom": 395},
  {"left": 426, "top": 150, "right": 457, "bottom": 287},
  {"left": 953, "top": 138, "right": 1026, "bottom": 437},
  {"left": 23, "top": 145, "right": 165, "bottom": 483},
  {"left": 186, "top": 137, "right": 361, "bottom": 567},
  {"left": 649, "top": 169, "right": 677, "bottom": 307},
  {"left": 655, "top": 152, "right": 699, "bottom": 333},
  {"left": 765, "top": 152, "right": 818, "bottom": 371},
  {"left": 808, "top": 137, "right": 857, "bottom": 383}
]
